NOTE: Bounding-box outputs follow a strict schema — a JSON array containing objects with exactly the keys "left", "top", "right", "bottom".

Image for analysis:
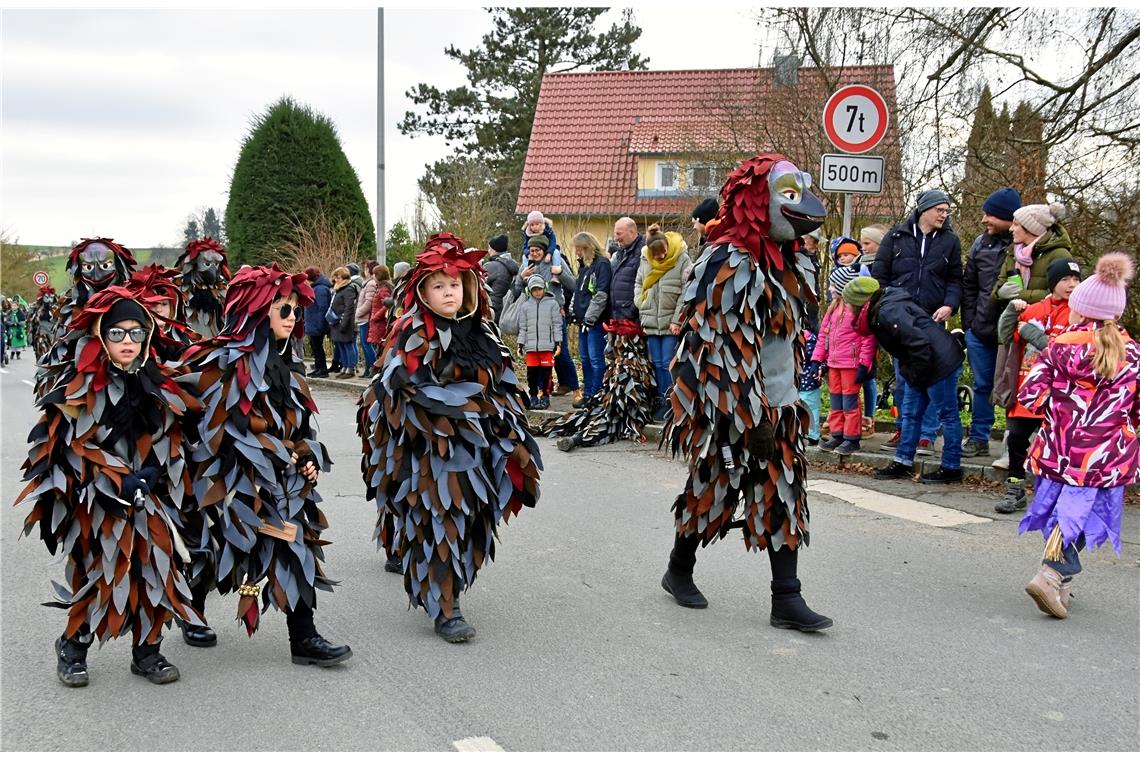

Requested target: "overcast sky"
[{"left": 1, "top": 6, "right": 781, "bottom": 247}]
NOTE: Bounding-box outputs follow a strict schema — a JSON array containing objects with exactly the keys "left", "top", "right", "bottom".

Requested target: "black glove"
[
  {"left": 294, "top": 452, "right": 319, "bottom": 481},
  {"left": 854, "top": 364, "right": 871, "bottom": 385},
  {"left": 749, "top": 418, "right": 776, "bottom": 461}
]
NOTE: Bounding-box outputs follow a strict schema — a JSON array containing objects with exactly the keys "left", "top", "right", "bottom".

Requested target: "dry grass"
[{"left": 275, "top": 212, "right": 367, "bottom": 275}]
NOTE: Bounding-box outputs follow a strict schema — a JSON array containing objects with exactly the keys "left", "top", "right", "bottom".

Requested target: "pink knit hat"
[
  {"left": 526, "top": 210, "right": 544, "bottom": 225},
  {"left": 1068, "top": 252, "right": 1134, "bottom": 321}
]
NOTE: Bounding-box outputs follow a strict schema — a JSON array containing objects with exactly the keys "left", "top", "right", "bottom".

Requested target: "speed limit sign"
[
  {"left": 822, "top": 85, "right": 890, "bottom": 154},
  {"left": 32, "top": 271, "right": 49, "bottom": 286}
]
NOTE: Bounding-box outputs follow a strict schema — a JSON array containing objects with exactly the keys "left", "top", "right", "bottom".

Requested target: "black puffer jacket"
[
  {"left": 483, "top": 253, "right": 519, "bottom": 319},
  {"left": 609, "top": 234, "right": 644, "bottom": 322},
  {"left": 960, "top": 230, "right": 1011, "bottom": 346},
  {"left": 871, "top": 215, "right": 963, "bottom": 315},
  {"left": 861, "top": 287, "right": 963, "bottom": 389}
]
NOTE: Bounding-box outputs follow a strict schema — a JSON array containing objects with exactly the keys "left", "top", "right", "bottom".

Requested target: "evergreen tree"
[
  {"left": 202, "top": 207, "right": 224, "bottom": 242},
  {"left": 183, "top": 218, "right": 201, "bottom": 246},
  {"left": 401, "top": 8, "right": 647, "bottom": 221},
  {"left": 225, "top": 97, "right": 376, "bottom": 266}
]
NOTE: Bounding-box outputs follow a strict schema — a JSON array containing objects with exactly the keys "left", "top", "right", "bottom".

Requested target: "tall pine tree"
[
  {"left": 226, "top": 97, "right": 375, "bottom": 266},
  {"left": 401, "top": 8, "right": 647, "bottom": 225}
]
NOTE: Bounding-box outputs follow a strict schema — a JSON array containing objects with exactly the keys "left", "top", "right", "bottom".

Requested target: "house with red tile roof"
[{"left": 516, "top": 64, "right": 905, "bottom": 256}]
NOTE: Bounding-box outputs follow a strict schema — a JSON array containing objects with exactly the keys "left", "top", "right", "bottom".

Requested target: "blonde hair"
[
  {"left": 572, "top": 231, "right": 606, "bottom": 262},
  {"left": 331, "top": 266, "right": 350, "bottom": 281},
  {"left": 1092, "top": 319, "right": 1127, "bottom": 380}
]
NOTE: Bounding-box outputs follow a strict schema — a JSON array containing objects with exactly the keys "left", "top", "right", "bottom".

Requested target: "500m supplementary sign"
[
  {"left": 822, "top": 85, "right": 890, "bottom": 154},
  {"left": 819, "top": 154, "right": 885, "bottom": 194}
]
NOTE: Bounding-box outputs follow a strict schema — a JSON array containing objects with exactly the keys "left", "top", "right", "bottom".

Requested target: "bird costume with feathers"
[{"left": 176, "top": 237, "right": 230, "bottom": 339}]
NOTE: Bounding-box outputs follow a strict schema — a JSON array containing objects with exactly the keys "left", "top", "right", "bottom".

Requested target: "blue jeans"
[
  {"left": 1045, "top": 533, "right": 1086, "bottom": 577},
  {"left": 358, "top": 323, "right": 376, "bottom": 370},
  {"left": 553, "top": 318, "right": 580, "bottom": 391},
  {"left": 337, "top": 340, "right": 358, "bottom": 371},
  {"left": 579, "top": 324, "right": 606, "bottom": 396},
  {"left": 893, "top": 358, "right": 941, "bottom": 440},
  {"left": 799, "top": 388, "right": 822, "bottom": 440},
  {"left": 646, "top": 334, "right": 678, "bottom": 401},
  {"left": 895, "top": 365, "right": 963, "bottom": 469},
  {"left": 964, "top": 329, "right": 997, "bottom": 443},
  {"left": 863, "top": 377, "right": 877, "bottom": 418}
]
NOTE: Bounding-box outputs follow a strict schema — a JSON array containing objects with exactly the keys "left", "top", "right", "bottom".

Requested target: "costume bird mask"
[{"left": 768, "top": 159, "right": 826, "bottom": 243}]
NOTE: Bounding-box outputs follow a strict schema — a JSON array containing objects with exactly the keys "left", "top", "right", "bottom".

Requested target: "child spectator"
[
  {"left": 1018, "top": 252, "right": 1138, "bottom": 619},
  {"left": 799, "top": 328, "right": 823, "bottom": 446},
  {"left": 993, "top": 258, "right": 1082, "bottom": 514},
  {"left": 517, "top": 274, "right": 562, "bottom": 409},
  {"left": 813, "top": 265, "right": 877, "bottom": 454}
]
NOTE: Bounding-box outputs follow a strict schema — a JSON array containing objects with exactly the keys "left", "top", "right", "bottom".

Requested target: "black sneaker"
[
  {"left": 130, "top": 646, "right": 180, "bottom": 685},
  {"left": 835, "top": 439, "right": 860, "bottom": 455},
  {"left": 961, "top": 439, "right": 991, "bottom": 458},
  {"left": 920, "top": 466, "right": 963, "bottom": 484},
  {"left": 434, "top": 614, "right": 476, "bottom": 643},
  {"left": 819, "top": 437, "right": 843, "bottom": 451},
  {"left": 995, "top": 477, "right": 1027, "bottom": 513},
  {"left": 806, "top": 437, "right": 820, "bottom": 447},
  {"left": 384, "top": 555, "right": 402, "bottom": 574},
  {"left": 873, "top": 461, "right": 913, "bottom": 480},
  {"left": 55, "top": 636, "right": 90, "bottom": 688}
]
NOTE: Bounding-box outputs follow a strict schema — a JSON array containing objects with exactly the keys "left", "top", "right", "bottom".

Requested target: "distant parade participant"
[
  {"left": 28, "top": 286, "right": 59, "bottom": 360},
  {"left": 17, "top": 284, "right": 205, "bottom": 686},
  {"left": 358, "top": 233, "right": 542, "bottom": 643},
  {"left": 175, "top": 237, "right": 231, "bottom": 339},
  {"left": 131, "top": 264, "right": 200, "bottom": 364},
  {"left": 1018, "top": 252, "right": 1139, "bottom": 619},
  {"left": 182, "top": 264, "right": 351, "bottom": 666},
  {"left": 35, "top": 238, "right": 137, "bottom": 399},
  {"left": 660, "top": 153, "right": 833, "bottom": 632},
  {"left": 4, "top": 296, "right": 29, "bottom": 359}
]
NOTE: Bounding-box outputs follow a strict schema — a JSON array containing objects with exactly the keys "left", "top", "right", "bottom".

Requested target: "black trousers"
[
  {"left": 669, "top": 533, "right": 801, "bottom": 592},
  {"left": 1007, "top": 416, "right": 1043, "bottom": 480},
  {"left": 308, "top": 335, "right": 328, "bottom": 373},
  {"left": 527, "top": 365, "right": 552, "bottom": 397}
]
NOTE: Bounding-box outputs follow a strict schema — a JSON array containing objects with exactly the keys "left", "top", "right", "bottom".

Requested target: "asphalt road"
[{"left": 2, "top": 355, "right": 1137, "bottom": 751}]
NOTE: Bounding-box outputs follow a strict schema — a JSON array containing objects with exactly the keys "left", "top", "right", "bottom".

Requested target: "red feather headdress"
[{"left": 177, "top": 238, "right": 232, "bottom": 280}]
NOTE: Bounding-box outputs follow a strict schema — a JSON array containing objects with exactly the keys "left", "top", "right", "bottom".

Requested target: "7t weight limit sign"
[{"left": 819, "top": 154, "right": 884, "bottom": 195}]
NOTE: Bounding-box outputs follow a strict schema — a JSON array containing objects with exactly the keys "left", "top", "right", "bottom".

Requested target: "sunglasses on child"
[
  {"left": 104, "top": 327, "right": 148, "bottom": 343},
  {"left": 277, "top": 305, "right": 303, "bottom": 320}
]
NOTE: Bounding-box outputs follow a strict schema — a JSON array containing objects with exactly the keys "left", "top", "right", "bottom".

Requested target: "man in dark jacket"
[
  {"left": 846, "top": 278, "right": 965, "bottom": 484},
  {"left": 484, "top": 234, "right": 519, "bottom": 320},
  {"left": 609, "top": 216, "right": 644, "bottom": 322},
  {"left": 960, "top": 186, "right": 1020, "bottom": 457},
  {"left": 872, "top": 189, "right": 963, "bottom": 455},
  {"left": 303, "top": 267, "right": 333, "bottom": 377}
]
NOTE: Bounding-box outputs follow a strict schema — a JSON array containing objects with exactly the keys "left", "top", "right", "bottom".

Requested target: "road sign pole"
[{"left": 842, "top": 193, "right": 853, "bottom": 238}]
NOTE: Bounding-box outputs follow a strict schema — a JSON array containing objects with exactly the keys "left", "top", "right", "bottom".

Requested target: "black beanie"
[
  {"left": 488, "top": 234, "right": 509, "bottom": 253},
  {"left": 101, "top": 298, "right": 151, "bottom": 336},
  {"left": 692, "top": 197, "right": 719, "bottom": 225},
  {"left": 1046, "top": 258, "right": 1081, "bottom": 293}
]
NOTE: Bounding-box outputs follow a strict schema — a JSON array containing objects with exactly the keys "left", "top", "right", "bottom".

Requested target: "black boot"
[
  {"left": 177, "top": 583, "right": 217, "bottom": 647},
  {"left": 384, "top": 553, "right": 402, "bottom": 574},
  {"left": 55, "top": 631, "right": 92, "bottom": 687},
  {"left": 556, "top": 433, "right": 584, "bottom": 452},
  {"left": 661, "top": 532, "right": 708, "bottom": 608},
  {"left": 434, "top": 599, "right": 476, "bottom": 643},
  {"left": 768, "top": 546, "right": 832, "bottom": 632},
  {"left": 131, "top": 639, "right": 180, "bottom": 684},
  {"left": 287, "top": 603, "right": 352, "bottom": 666}
]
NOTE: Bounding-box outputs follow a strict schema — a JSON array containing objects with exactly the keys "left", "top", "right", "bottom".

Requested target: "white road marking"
[
  {"left": 808, "top": 479, "right": 992, "bottom": 527},
  {"left": 452, "top": 736, "right": 505, "bottom": 752},
  {"left": 0, "top": 367, "right": 9, "bottom": 373},
  {"left": 21, "top": 379, "right": 34, "bottom": 386}
]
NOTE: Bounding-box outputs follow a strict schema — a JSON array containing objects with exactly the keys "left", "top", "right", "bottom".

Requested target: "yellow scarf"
[{"left": 640, "top": 232, "right": 685, "bottom": 298}]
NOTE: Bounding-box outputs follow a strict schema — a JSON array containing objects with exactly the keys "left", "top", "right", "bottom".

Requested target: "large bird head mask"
[
  {"left": 177, "top": 238, "right": 230, "bottom": 289},
  {"left": 67, "top": 238, "right": 137, "bottom": 300},
  {"left": 708, "top": 153, "right": 826, "bottom": 267}
]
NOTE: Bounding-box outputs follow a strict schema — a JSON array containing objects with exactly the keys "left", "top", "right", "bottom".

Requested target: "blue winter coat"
[
  {"left": 304, "top": 275, "right": 333, "bottom": 337},
  {"left": 871, "top": 215, "right": 963, "bottom": 315},
  {"left": 609, "top": 234, "right": 644, "bottom": 322}
]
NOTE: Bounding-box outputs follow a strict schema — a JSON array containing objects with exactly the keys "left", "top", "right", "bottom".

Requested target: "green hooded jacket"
[{"left": 990, "top": 223, "right": 1074, "bottom": 305}]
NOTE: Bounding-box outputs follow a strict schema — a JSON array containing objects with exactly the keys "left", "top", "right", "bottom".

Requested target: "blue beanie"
[{"left": 982, "top": 187, "right": 1021, "bottom": 221}]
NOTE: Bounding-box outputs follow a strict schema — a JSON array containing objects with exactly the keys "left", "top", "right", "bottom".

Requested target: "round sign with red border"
[
  {"left": 33, "top": 271, "right": 49, "bottom": 286},
  {"left": 822, "top": 85, "right": 890, "bottom": 154}
]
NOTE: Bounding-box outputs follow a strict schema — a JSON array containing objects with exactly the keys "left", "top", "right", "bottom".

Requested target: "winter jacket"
[
  {"left": 997, "top": 295, "right": 1072, "bottom": 419},
  {"left": 1020, "top": 324, "right": 1140, "bottom": 488},
  {"left": 484, "top": 252, "right": 519, "bottom": 318},
  {"left": 512, "top": 258, "right": 564, "bottom": 309},
  {"left": 800, "top": 330, "right": 822, "bottom": 392},
  {"left": 991, "top": 224, "right": 1074, "bottom": 306},
  {"left": 304, "top": 274, "right": 333, "bottom": 338},
  {"left": 960, "top": 230, "right": 1012, "bottom": 346},
  {"left": 609, "top": 234, "right": 645, "bottom": 322},
  {"left": 570, "top": 256, "right": 612, "bottom": 328},
  {"left": 857, "top": 286, "right": 964, "bottom": 389},
  {"left": 520, "top": 222, "right": 564, "bottom": 269},
  {"left": 355, "top": 278, "right": 377, "bottom": 324},
  {"left": 516, "top": 294, "right": 561, "bottom": 353},
  {"left": 812, "top": 303, "right": 878, "bottom": 370},
  {"left": 329, "top": 279, "right": 360, "bottom": 343},
  {"left": 871, "top": 215, "right": 963, "bottom": 315},
  {"left": 633, "top": 246, "right": 692, "bottom": 335},
  {"left": 367, "top": 281, "right": 394, "bottom": 345},
  {"left": 797, "top": 242, "right": 822, "bottom": 333}
]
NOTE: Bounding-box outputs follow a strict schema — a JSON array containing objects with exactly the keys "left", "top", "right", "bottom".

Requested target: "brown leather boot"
[
  {"left": 1059, "top": 578, "right": 1073, "bottom": 609},
  {"left": 1025, "top": 565, "right": 1068, "bottom": 619}
]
